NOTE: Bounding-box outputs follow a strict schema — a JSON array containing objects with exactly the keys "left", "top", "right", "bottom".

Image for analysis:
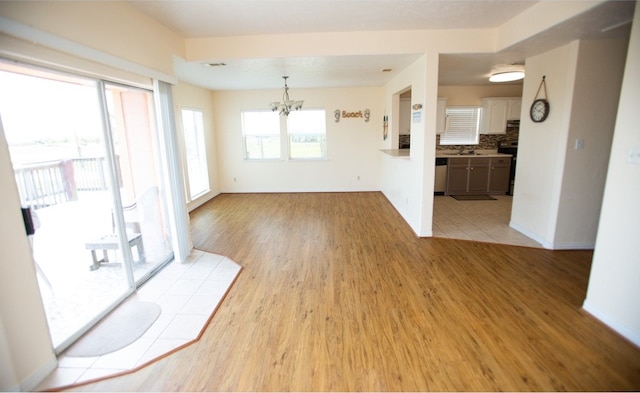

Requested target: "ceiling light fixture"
[
  {"left": 489, "top": 71, "right": 525, "bottom": 83},
  {"left": 270, "top": 76, "right": 303, "bottom": 116}
]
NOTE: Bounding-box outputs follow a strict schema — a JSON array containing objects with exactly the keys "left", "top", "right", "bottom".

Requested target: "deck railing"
[
  {"left": 73, "top": 157, "right": 108, "bottom": 192},
  {"left": 14, "top": 157, "right": 109, "bottom": 209}
]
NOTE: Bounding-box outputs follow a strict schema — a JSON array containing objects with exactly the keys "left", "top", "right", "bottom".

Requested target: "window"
[
  {"left": 241, "top": 111, "right": 281, "bottom": 159},
  {"left": 181, "top": 108, "right": 210, "bottom": 198},
  {"left": 241, "top": 109, "right": 327, "bottom": 160},
  {"left": 287, "top": 109, "right": 326, "bottom": 159},
  {"left": 440, "top": 106, "right": 481, "bottom": 145}
]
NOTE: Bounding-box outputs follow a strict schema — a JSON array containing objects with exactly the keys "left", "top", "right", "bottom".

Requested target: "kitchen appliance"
[
  {"left": 497, "top": 140, "right": 518, "bottom": 195},
  {"left": 434, "top": 157, "right": 448, "bottom": 195}
]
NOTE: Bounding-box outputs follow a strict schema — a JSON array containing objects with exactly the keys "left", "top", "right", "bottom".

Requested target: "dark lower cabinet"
[
  {"left": 446, "top": 159, "right": 470, "bottom": 194},
  {"left": 468, "top": 159, "right": 491, "bottom": 192},
  {"left": 488, "top": 157, "right": 511, "bottom": 194},
  {"left": 445, "top": 156, "right": 511, "bottom": 195}
]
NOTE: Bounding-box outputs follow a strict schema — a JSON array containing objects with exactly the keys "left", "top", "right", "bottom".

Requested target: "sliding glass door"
[
  {"left": 0, "top": 62, "right": 173, "bottom": 352},
  {"left": 103, "top": 83, "right": 173, "bottom": 283}
]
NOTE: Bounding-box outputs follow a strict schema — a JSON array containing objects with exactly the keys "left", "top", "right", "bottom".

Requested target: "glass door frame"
[
  {"left": 102, "top": 80, "right": 175, "bottom": 287},
  {"left": 97, "top": 79, "right": 137, "bottom": 290},
  {"left": 0, "top": 59, "right": 184, "bottom": 354}
]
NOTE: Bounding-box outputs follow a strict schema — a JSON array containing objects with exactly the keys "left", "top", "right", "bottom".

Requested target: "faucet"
[{"left": 458, "top": 147, "right": 465, "bottom": 154}]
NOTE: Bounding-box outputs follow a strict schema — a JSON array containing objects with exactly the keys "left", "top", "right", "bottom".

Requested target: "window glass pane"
[
  {"left": 440, "top": 107, "right": 480, "bottom": 145},
  {"left": 181, "top": 109, "right": 210, "bottom": 198},
  {"left": 242, "top": 111, "right": 280, "bottom": 159},
  {"left": 287, "top": 109, "right": 327, "bottom": 159}
]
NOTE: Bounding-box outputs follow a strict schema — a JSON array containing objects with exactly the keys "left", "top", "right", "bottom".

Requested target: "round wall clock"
[{"left": 530, "top": 98, "right": 550, "bottom": 122}]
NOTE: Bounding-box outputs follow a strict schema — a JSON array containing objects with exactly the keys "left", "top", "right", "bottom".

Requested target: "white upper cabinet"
[
  {"left": 436, "top": 98, "right": 447, "bottom": 135},
  {"left": 507, "top": 98, "right": 522, "bottom": 120},
  {"left": 480, "top": 97, "right": 522, "bottom": 134},
  {"left": 480, "top": 98, "right": 508, "bottom": 134}
]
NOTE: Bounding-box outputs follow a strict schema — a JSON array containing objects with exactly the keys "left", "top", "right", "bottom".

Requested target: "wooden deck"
[{"left": 69, "top": 192, "right": 640, "bottom": 391}]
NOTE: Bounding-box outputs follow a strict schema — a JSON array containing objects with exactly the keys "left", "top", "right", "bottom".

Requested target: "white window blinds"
[{"left": 440, "top": 106, "right": 481, "bottom": 145}]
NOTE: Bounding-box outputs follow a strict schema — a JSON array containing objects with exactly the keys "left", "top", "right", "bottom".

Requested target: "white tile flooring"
[
  {"left": 432, "top": 194, "right": 542, "bottom": 248},
  {"left": 36, "top": 249, "right": 242, "bottom": 391}
]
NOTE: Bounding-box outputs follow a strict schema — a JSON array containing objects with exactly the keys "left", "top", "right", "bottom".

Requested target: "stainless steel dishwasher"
[{"left": 434, "top": 157, "right": 447, "bottom": 195}]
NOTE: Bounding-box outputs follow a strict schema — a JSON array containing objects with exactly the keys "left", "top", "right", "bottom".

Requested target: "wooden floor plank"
[{"left": 70, "top": 192, "right": 640, "bottom": 391}]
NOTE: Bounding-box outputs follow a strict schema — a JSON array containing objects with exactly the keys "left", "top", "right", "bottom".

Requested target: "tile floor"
[
  {"left": 36, "top": 249, "right": 242, "bottom": 390},
  {"left": 432, "top": 194, "right": 541, "bottom": 248}
]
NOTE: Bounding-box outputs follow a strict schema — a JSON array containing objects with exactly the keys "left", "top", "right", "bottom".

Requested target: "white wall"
[
  {"left": 0, "top": 1, "right": 184, "bottom": 76},
  {"left": 380, "top": 54, "right": 437, "bottom": 236},
  {"left": 511, "top": 43, "right": 575, "bottom": 248},
  {"left": 554, "top": 38, "right": 628, "bottom": 247},
  {"left": 437, "top": 85, "right": 523, "bottom": 106},
  {"left": 212, "top": 87, "right": 383, "bottom": 192},
  {"left": 511, "top": 35, "right": 628, "bottom": 249},
  {"left": 584, "top": 5, "right": 640, "bottom": 347},
  {"left": 173, "top": 81, "right": 220, "bottom": 211}
]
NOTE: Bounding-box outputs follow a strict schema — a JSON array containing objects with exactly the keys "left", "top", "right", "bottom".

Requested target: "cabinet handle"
[{"left": 491, "top": 166, "right": 495, "bottom": 170}]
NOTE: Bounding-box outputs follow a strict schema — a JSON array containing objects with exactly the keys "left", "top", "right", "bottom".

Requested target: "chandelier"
[{"left": 269, "top": 76, "right": 303, "bottom": 116}]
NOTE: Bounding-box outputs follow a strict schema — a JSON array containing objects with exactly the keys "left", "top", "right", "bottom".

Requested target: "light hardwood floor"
[{"left": 69, "top": 192, "right": 640, "bottom": 391}]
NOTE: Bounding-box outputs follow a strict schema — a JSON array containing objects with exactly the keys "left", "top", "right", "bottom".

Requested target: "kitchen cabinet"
[
  {"left": 446, "top": 157, "right": 490, "bottom": 194},
  {"left": 436, "top": 98, "right": 447, "bottom": 135},
  {"left": 488, "top": 156, "right": 511, "bottom": 193},
  {"left": 445, "top": 156, "right": 511, "bottom": 195},
  {"left": 507, "top": 98, "right": 522, "bottom": 120},
  {"left": 480, "top": 97, "right": 522, "bottom": 134},
  {"left": 446, "top": 158, "right": 471, "bottom": 194},
  {"left": 480, "top": 98, "right": 507, "bottom": 134}
]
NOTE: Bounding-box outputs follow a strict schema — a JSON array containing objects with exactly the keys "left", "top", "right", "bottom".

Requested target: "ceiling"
[{"left": 129, "top": 0, "right": 635, "bottom": 90}]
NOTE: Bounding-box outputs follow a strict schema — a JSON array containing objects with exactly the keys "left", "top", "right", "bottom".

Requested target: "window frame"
[
  {"left": 180, "top": 107, "right": 210, "bottom": 200},
  {"left": 286, "top": 109, "right": 327, "bottom": 160},
  {"left": 241, "top": 110, "right": 282, "bottom": 160},
  {"left": 241, "top": 108, "right": 327, "bottom": 161}
]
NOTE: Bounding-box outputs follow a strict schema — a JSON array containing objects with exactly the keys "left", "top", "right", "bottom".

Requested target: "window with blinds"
[{"left": 440, "top": 106, "right": 481, "bottom": 145}]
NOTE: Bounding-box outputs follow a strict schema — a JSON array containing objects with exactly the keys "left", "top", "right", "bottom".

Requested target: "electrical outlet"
[{"left": 628, "top": 147, "right": 640, "bottom": 165}]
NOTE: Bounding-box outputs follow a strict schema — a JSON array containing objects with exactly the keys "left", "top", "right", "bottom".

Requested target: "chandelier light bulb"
[{"left": 270, "top": 76, "right": 303, "bottom": 116}]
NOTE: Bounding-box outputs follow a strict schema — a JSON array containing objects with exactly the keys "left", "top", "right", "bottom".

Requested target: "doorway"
[
  {"left": 0, "top": 63, "right": 173, "bottom": 352},
  {"left": 398, "top": 89, "right": 412, "bottom": 149}
]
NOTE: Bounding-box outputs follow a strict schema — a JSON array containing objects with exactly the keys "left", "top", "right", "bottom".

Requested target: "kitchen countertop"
[
  {"left": 380, "top": 149, "right": 512, "bottom": 158},
  {"left": 380, "top": 149, "right": 410, "bottom": 157},
  {"left": 436, "top": 150, "right": 512, "bottom": 158}
]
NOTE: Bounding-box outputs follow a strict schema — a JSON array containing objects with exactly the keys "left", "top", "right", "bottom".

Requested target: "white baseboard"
[
  {"left": 548, "top": 242, "right": 595, "bottom": 250},
  {"left": 583, "top": 300, "right": 640, "bottom": 348},
  {"left": 509, "top": 221, "right": 551, "bottom": 248},
  {"left": 20, "top": 357, "right": 58, "bottom": 392},
  {"left": 509, "top": 222, "right": 594, "bottom": 250},
  {"left": 186, "top": 190, "right": 219, "bottom": 212}
]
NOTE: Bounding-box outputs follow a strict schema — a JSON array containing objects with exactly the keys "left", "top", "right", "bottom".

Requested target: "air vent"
[
  {"left": 381, "top": 68, "right": 393, "bottom": 72},
  {"left": 205, "top": 62, "right": 226, "bottom": 67}
]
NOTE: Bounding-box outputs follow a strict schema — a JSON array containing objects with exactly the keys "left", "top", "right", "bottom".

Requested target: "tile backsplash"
[{"left": 435, "top": 127, "right": 519, "bottom": 151}]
